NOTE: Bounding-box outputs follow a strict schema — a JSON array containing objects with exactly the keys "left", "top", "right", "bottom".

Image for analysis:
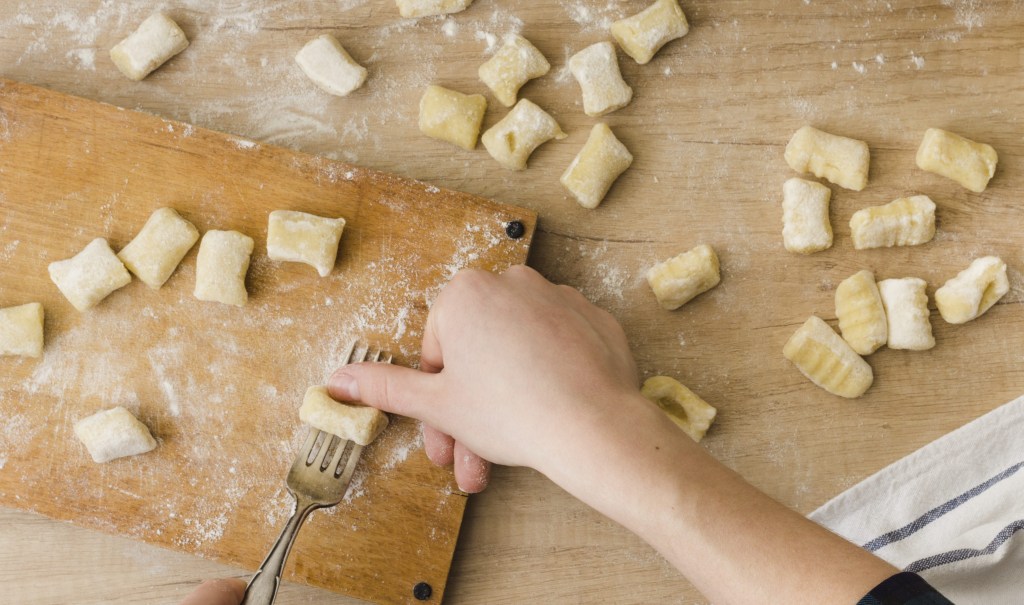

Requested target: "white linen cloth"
[{"left": 810, "top": 394, "right": 1024, "bottom": 604}]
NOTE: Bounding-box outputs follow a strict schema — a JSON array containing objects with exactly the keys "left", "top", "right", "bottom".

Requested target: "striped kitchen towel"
[{"left": 810, "top": 394, "right": 1024, "bottom": 604}]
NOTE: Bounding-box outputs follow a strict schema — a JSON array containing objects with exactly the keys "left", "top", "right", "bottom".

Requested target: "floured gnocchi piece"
[
  {"left": 784, "top": 126, "right": 870, "bottom": 191},
  {"left": 640, "top": 376, "right": 717, "bottom": 442},
  {"left": 74, "top": 407, "right": 157, "bottom": 463},
  {"left": 878, "top": 278, "right": 935, "bottom": 351},
  {"left": 396, "top": 0, "right": 473, "bottom": 18},
  {"left": 611, "top": 0, "right": 690, "bottom": 65},
  {"left": 110, "top": 13, "right": 189, "bottom": 81},
  {"left": 478, "top": 34, "right": 550, "bottom": 107},
  {"left": 646, "top": 244, "right": 720, "bottom": 310},
  {"left": 299, "top": 386, "right": 389, "bottom": 446},
  {"left": 783, "top": 316, "right": 873, "bottom": 398},
  {"left": 418, "top": 84, "right": 488, "bottom": 151},
  {"left": 560, "top": 123, "right": 633, "bottom": 209},
  {"left": 481, "top": 99, "right": 566, "bottom": 170},
  {"left": 295, "top": 34, "right": 367, "bottom": 97},
  {"left": 835, "top": 270, "right": 887, "bottom": 356},
  {"left": 49, "top": 238, "right": 132, "bottom": 312},
  {"left": 266, "top": 210, "right": 346, "bottom": 277},
  {"left": 193, "top": 230, "right": 254, "bottom": 307},
  {"left": 569, "top": 41, "right": 633, "bottom": 117},
  {"left": 117, "top": 207, "right": 199, "bottom": 289},
  {"left": 782, "top": 178, "right": 832, "bottom": 254},
  {"left": 935, "top": 256, "right": 1008, "bottom": 324},
  {"left": 0, "top": 302, "right": 44, "bottom": 358},
  {"left": 849, "top": 195, "right": 935, "bottom": 250},
  {"left": 916, "top": 128, "right": 998, "bottom": 193}
]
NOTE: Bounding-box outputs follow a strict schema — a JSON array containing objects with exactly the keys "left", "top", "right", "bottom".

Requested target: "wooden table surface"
[{"left": 1, "top": 1, "right": 1022, "bottom": 604}]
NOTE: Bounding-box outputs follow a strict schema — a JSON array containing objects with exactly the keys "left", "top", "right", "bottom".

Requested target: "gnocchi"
[
  {"left": 193, "top": 230, "right": 255, "bottom": 307},
  {"left": 782, "top": 178, "right": 833, "bottom": 254},
  {"left": 48, "top": 239, "right": 132, "bottom": 312},
  {"left": 783, "top": 315, "right": 873, "bottom": 398},
  {"left": 481, "top": 99, "right": 566, "bottom": 170},
  {"left": 117, "top": 208, "right": 199, "bottom": 289},
  {"left": 916, "top": 128, "right": 998, "bottom": 193},
  {"left": 935, "top": 256, "right": 1008, "bottom": 324},
  {"left": 74, "top": 407, "right": 157, "bottom": 463},
  {"left": 266, "top": 210, "right": 346, "bottom": 277},
  {"left": 418, "top": 85, "right": 488, "bottom": 151},
  {"left": 109, "top": 13, "right": 189, "bottom": 82},
  {"left": 478, "top": 34, "right": 550, "bottom": 107},
  {"left": 640, "top": 376, "right": 717, "bottom": 442},
  {"left": 395, "top": 0, "right": 473, "bottom": 18},
  {"left": 834, "top": 270, "right": 887, "bottom": 355},
  {"left": 299, "top": 386, "right": 389, "bottom": 446},
  {"left": 560, "top": 123, "right": 633, "bottom": 209},
  {"left": 568, "top": 41, "right": 633, "bottom": 117},
  {"left": 611, "top": 0, "right": 690, "bottom": 65},
  {"left": 295, "top": 34, "right": 367, "bottom": 97},
  {"left": 646, "top": 244, "right": 720, "bottom": 310},
  {"left": 878, "top": 278, "right": 935, "bottom": 351},
  {"left": 784, "top": 126, "right": 870, "bottom": 191},
  {"left": 0, "top": 302, "right": 44, "bottom": 358},
  {"left": 849, "top": 195, "right": 935, "bottom": 250}
]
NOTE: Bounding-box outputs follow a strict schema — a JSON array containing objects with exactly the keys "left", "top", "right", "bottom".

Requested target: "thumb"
[{"left": 328, "top": 362, "right": 440, "bottom": 420}]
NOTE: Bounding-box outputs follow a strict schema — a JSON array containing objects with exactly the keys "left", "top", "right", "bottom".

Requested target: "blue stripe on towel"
[
  {"left": 863, "top": 460, "right": 1024, "bottom": 552},
  {"left": 904, "top": 519, "right": 1024, "bottom": 573}
]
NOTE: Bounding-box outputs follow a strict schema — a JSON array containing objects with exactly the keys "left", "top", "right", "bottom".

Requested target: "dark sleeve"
[{"left": 857, "top": 572, "right": 955, "bottom": 605}]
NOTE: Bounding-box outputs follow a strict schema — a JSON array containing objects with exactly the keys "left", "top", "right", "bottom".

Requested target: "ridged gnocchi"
[
  {"left": 784, "top": 126, "right": 870, "bottom": 191},
  {"left": 835, "top": 270, "right": 887, "bottom": 356},
  {"left": 935, "top": 256, "right": 1009, "bottom": 324},
  {"left": 878, "top": 278, "right": 935, "bottom": 351},
  {"left": 610, "top": 0, "right": 690, "bottom": 65},
  {"left": 849, "top": 195, "right": 936, "bottom": 250},
  {"left": 782, "top": 178, "right": 833, "bottom": 254},
  {"left": 783, "top": 316, "right": 873, "bottom": 398},
  {"left": 646, "top": 244, "right": 721, "bottom": 311},
  {"left": 916, "top": 128, "right": 998, "bottom": 193},
  {"left": 640, "top": 376, "right": 717, "bottom": 442}
]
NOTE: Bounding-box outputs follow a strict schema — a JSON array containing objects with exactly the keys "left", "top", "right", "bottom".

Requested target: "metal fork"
[{"left": 241, "top": 343, "right": 390, "bottom": 605}]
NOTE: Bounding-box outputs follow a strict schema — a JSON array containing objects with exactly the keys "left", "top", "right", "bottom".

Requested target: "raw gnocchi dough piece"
[
  {"left": 193, "top": 230, "right": 254, "bottom": 307},
  {"left": 0, "top": 303, "right": 44, "bottom": 358},
  {"left": 646, "top": 244, "right": 720, "bottom": 310},
  {"left": 266, "top": 210, "right": 346, "bottom": 277},
  {"left": 849, "top": 195, "right": 936, "bottom": 250},
  {"left": 295, "top": 34, "right": 368, "bottom": 97},
  {"left": 782, "top": 178, "right": 833, "bottom": 254},
  {"left": 117, "top": 208, "right": 199, "bottom": 289},
  {"left": 783, "top": 316, "right": 873, "bottom": 398},
  {"left": 481, "top": 99, "right": 566, "bottom": 170},
  {"left": 784, "top": 126, "right": 870, "bottom": 191},
  {"left": 109, "top": 13, "right": 189, "bottom": 81},
  {"left": 478, "top": 34, "right": 550, "bottom": 107},
  {"left": 640, "top": 376, "right": 717, "bottom": 442},
  {"left": 916, "top": 128, "right": 998, "bottom": 193},
  {"left": 610, "top": 0, "right": 690, "bottom": 65},
  {"left": 878, "top": 278, "right": 935, "bottom": 351},
  {"left": 568, "top": 41, "right": 633, "bottom": 117},
  {"left": 395, "top": 0, "right": 473, "bottom": 18},
  {"left": 935, "top": 256, "right": 1008, "bottom": 324},
  {"left": 560, "top": 123, "right": 633, "bottom": 209},
  {"left": 48, "top": 239, "right": 132, "bottom": 312},
  {"left": 299, "top": 386, "right": 389, "bottom": 446},
  {"left": 835, "top": 270, "right": 887, "bottom": 355},
  {"left": 74, "top": 407, "right": 157, "bottom": 463},
  {"left": 418, "top": 85, "right": 488, "bottom": 151}
]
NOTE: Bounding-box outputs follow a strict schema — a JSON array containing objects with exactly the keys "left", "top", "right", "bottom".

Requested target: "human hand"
[{"left": 178, "top": 578, "right": 246, "bottom": 605}]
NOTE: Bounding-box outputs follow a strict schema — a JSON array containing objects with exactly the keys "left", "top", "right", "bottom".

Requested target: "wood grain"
[
  {"left": 0, "top": 79, "right": 535, "bottom": 605},
  {"left": 0, "top": 1, "right": 1021, "bottom": 604}
]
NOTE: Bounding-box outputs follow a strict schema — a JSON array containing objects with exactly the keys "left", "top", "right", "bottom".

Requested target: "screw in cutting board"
[
  {"left": 504, "top": 220, "right": 526, "bottom": 239},
  {"left": 413, "top": 581, "right": 433, "bottom": 600}
]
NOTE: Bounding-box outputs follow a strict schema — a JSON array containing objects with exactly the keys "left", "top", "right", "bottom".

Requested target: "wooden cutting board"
[{"left": 0, "top": 79, "right": 535, "bottom": 604}]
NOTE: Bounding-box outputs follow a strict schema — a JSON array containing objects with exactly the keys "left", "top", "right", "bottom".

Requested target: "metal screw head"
[
  {"left": 413, "top": 581, "right": 433, "bottom": 600},
  {"left": 504, "top": 220, "right": 526, "bottom": 239}
]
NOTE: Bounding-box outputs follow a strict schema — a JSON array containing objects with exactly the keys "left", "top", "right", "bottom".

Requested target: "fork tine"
[
  {"left": 312, "top": 434, "right": 336, "bottom": 469},
  {"left": 298, "top": 429, "right": 321, "bottom": 466},
  {"left": 327, "top": 438, "right": 350, "bottom": 474},
  {"left": 337, "top": 444, "right": 364, "bottom": 481}
]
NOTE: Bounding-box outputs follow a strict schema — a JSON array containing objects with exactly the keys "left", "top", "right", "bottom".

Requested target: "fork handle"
[{"left": 241, "top": 496, "right": 318, "bottom": 605}]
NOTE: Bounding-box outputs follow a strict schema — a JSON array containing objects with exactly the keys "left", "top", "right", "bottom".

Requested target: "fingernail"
[{"left": 328, "top": 371, "right": 360, "bottom": 401}]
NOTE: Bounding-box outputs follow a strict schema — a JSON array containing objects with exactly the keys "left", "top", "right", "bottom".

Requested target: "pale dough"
[
  {"left": 266, "top": 210, "right": 346, "bottom": 277},
  {"left": 0, "top": 302, "right": 44, "bottom": 358},
  {"left": 569, "top": 41, "right": 633, "bottom": 117},
  {"left": 560, "top": 123, "right": 633, "bottom": 209},
  {"left": 849, "top": 195, "right": 935, "bottom": 250},
  {"left": 299, "top": 386, "right": 389, "bottom": 446},
  {"left": 48, "top": 238, "right": 132, "bottom": 312},
  {"left": 935, "top": 256, "right": 1008, "bottom": 325},
  {"left": 640, "top": 376, "right": 716, "bottom": 442},
  {"left": 193, "top": 230, "right": 254, "bottom": 307},
  {"left": 117, "top": 207, "right": 199, "bottom": 289},
  {"left": 478, "top": 34, "right": 550, "bottom": 107},
  {"left": 109, "top": 13, "right": 189, "bottom": 81},
  {"left": 916, "top": 128, "right": 998, "bottom": 193},
  {"left": 878, "top": 278, "right": 935, "bottom": 351},
  {"left": 646, "top": 244, "right": 720, "bottom": 311},
  {"left": 418, "top": 85, "right": 488, "bottom": 151},
  {"left": 295, "top": 34, "right": 368, "bottom": 97},
  {"left": 784, "top": 125, "right": 870, "bottom": 191},
  {"left": 74, "top": 407, "right": 157, "bottom": 463},
  {"left": 611, "top": 0, "right": 690, "bottom": 65},
  {"left": 781, "top": 178, "right": 833, "bottom": 254},
  {"left": 834, "top": 270, "right": 887, "bottom": 356},
  {"left": 481, "top": 99, "right": 566, "bottom": 171},
  {"left": 396, "top": 0, "right": 474, "bottom": 19},
  {"left": 783, "top": 315, "right": 873, "bottom": 398}
]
